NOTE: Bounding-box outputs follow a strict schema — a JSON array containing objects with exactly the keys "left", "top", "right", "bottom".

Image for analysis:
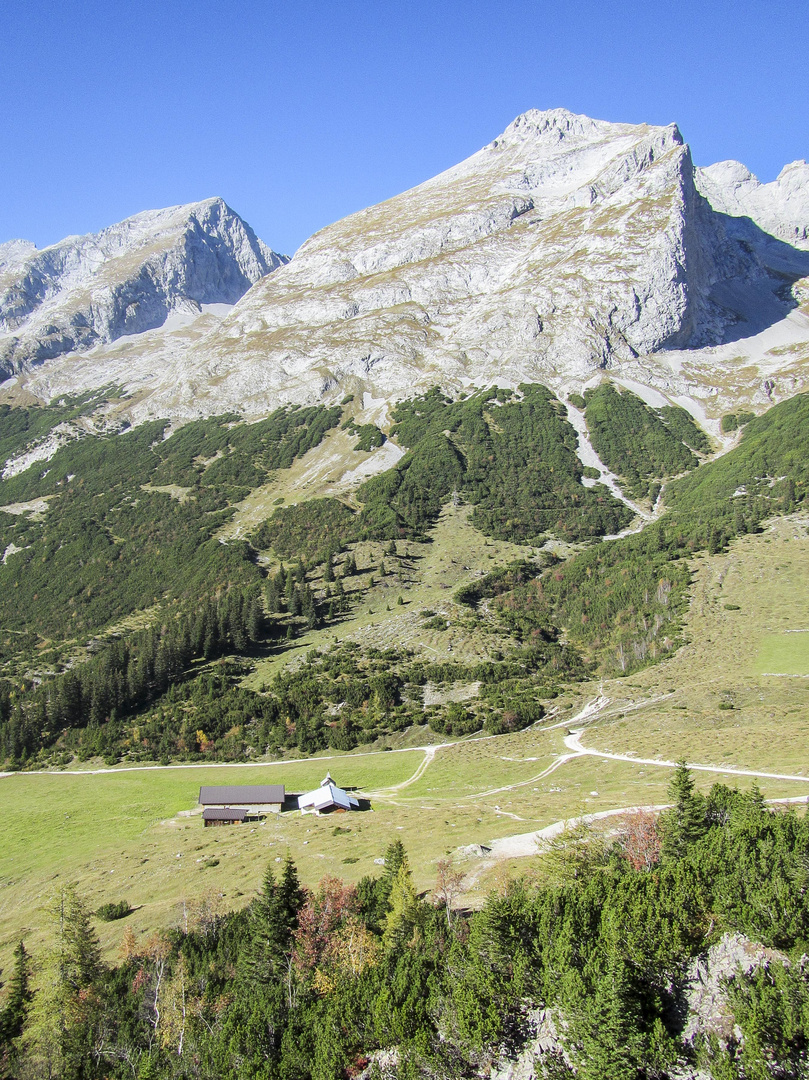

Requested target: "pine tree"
[
  {"left": 300, "top": 584, "right": 315, "bottom": 619},
  {"left": 55, "top": 884, "right": 103, "bottom": 992},
  {"left": 24, "top": 886, "right": 104, "bottom": 1080},
  {"left": 244, "top": 856, "right": 305, "bottom": 985},
  {"left": 382, "top": 862, "right": 420, "bottom": 951},
  {"left": 289, "top": 587, "right": 302, "bottom": 618},
  {"left": 746, "top": 782, "right": 766, "bottom": 814},
  {"left": 335, "top": 576, "right": 347, "bottom": 614},
  {"left": 278, "top": 853, "right": 306, "bottom": 931},
  {"left": 266, "top": 577, "right": 281, "bottom": 613},
  {"left": 574, "top": 953, "right": 646, "bottom": 1080},
  {"left": 0, "top": 940, "right": 31, "bottom": 1057},
  {"left": 244, "top": 866, "right": 285, "bottom": 985},
  {"left": 380, "top": 840, "right": 409, "bottom": 906},
  {"left": 248, "top": 594, "right": 263, "bottom": 640},
  {"left": 662, "top": 761, "right": 706, "bottom": 859}
]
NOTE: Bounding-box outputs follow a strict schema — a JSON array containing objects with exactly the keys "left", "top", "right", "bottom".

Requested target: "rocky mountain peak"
[
  {"left": 181, "top": 109, "right": 746, "bottom": 415},
  {"left": 497, "top": 106, "right": 608, "bottom": 142},
  {"left": 0, "top": 198, "right": 287, "bottom": 379},
  {"left": 0, "top": 239, "right": 38, "bottom": 274},
  {"left": 696, "top": 159, "right": 809, "bottom": 247},
  {"left": 3, "top": 109, "right": 809, "bottom": 427}
]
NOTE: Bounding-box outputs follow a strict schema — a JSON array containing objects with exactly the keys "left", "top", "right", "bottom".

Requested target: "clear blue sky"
[{"left": 2, "top": 0, "right": 807, "bottom": 255}]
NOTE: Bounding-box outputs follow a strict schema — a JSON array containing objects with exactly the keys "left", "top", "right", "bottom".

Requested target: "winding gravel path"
[
  {"left": 562, "top": 725, "right": 809, "bottom": 785},
  {"left": 458, "top": 696, "right": 809, "bottom": 868}
]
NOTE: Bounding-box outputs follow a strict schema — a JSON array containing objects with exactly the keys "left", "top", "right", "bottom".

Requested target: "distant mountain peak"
[
  {"left": 696, "top": 157, "right": 809, "bottom": 246},
  {"left": 0, "top": 239, "right": 38, "bottom": 272},
  {"left": 0, "top": 200, "right": 287, "bottom": 379}
]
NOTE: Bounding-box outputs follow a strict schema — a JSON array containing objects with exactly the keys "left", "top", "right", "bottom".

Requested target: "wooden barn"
[
  {"left": 198, "top": 784, "right": 286, "bottom": 826},
  {"left": 202, "top": 807, "right": 247, "bottom": 828}
]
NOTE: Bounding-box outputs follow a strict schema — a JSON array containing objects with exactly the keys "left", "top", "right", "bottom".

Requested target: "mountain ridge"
[{"left": 1, "top": 108, "right": 809, "bottom": 431}]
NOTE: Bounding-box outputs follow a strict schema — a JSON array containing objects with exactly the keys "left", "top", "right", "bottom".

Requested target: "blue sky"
[{"left": 2, "top": 0, "right": 807, "bottom": 255}]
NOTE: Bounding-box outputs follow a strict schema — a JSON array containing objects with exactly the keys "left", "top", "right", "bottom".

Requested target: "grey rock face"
[
  {"left": 0, "top": 198, "right": 287, "bottom": 378},
  {"left": 150, "top": 108, "right": 809, "bottom": 417},
  {"left": 484, "top": 933, "right": 788, "bottom": 1080},
  {"left": 696, "top": 159, "right": 809, "bottom": 248},
  {"left": 5, "top": 109, "right": 809, "bottom": 424},
  {"left": 681, "top": 931, "right": 788, "bottom": 1047}
]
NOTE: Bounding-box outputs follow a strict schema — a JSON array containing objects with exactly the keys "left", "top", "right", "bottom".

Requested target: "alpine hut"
[
  {"left": 198, "top": 784, "right": 286, "bottom": 826},
  {"left": 298, "top": 774, "right": 360, "bottom": 815}
]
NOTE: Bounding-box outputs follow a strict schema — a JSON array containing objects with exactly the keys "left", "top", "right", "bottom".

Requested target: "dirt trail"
[
  {"left": 467, "top": 791, "right": 809, "bottom": 871},
  {"left": 455, "top": 693, "right": 809, "bottom": 878},
  {"left": 563, "top": 727, "right": 809, "bottom": 785},
  {"left": 366, "top": 746, "right": 439, "bottom": 795},
  {"left": 0, "top": 743, "right": 440, "bottom": 781}
]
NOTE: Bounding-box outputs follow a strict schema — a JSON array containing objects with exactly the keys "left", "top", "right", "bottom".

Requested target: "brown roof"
[
  {"left": 202, "top": 807, "right": 247, "bottom": 821},
  {"left": 198, "top": 784, "right": 285, "bottom": 806}
]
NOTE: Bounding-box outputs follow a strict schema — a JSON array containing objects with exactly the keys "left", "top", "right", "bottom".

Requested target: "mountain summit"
[
  {"left": 0, "top": 198, "right": 287, "bottom": 379},
  {"left": 2, "top": 110, "right": 809, "bottom": 421}
]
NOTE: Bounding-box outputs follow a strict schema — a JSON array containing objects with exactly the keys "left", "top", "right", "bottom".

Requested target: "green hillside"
[{"left": 2, "top": 386, "right": 809, "bottom": 771}]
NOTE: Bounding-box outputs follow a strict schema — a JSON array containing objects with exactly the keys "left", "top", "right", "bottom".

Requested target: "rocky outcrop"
[
  {"left": 483, "top": 933, "right": 788, "bottom": 1080},
  {"left": 680, "top": 931, "right": 789, "bottom": 1047},
  {"left": 0, "top": 198, "right": 286, "bottom": 378}
]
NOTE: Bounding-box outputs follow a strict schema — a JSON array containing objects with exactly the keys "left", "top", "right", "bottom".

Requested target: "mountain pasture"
[{"left": 754, "top": 631, "right": 809, "bottom": 676}]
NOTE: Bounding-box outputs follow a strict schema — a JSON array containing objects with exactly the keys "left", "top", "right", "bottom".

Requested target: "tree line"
[
  {"left": 253, "top": 384, "right": 637, "bottom": 566},
  {"left": 0, "top": 586, "right": 266, "bottom": 766},
  {"left": 0, "top": 404, "right": 343, "bottom": 668}
]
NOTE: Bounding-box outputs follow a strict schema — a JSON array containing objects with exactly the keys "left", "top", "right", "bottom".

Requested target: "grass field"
[
  {"left": 243, "top": 501, "right": 550, "bottom": 686},
  {"left": 753, "top": 631, "right": 809, "bottom": 676},
  {"left": 2, "top": 710, "right": 806, "bottom": 971},
  {"left": 585, "top": 513, "right": 809, "bottom": 771}
]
